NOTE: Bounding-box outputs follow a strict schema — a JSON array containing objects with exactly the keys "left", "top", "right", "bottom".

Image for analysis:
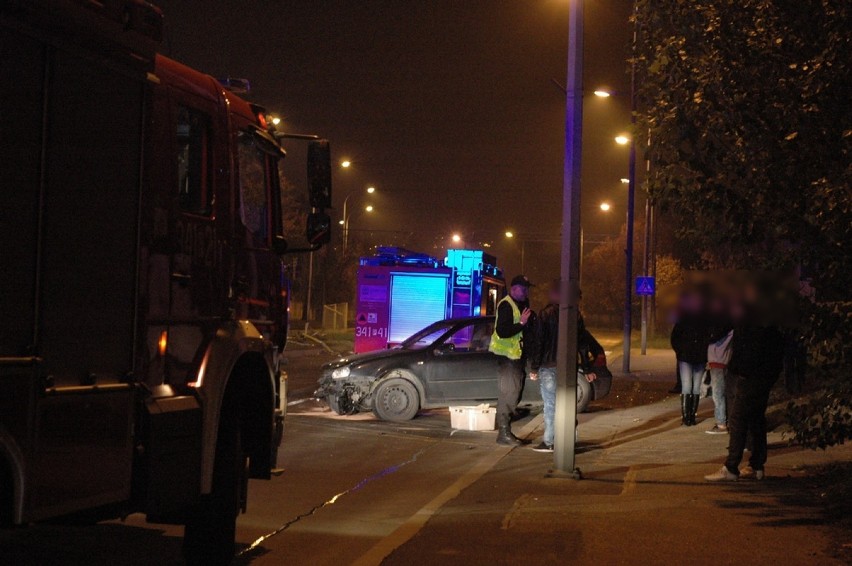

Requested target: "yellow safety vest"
[{"left": 489, "top": 296, "right": 522, "bottom": 360}]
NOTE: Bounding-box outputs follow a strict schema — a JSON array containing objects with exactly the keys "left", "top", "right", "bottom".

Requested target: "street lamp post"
[
  {"left": 621, "top": 2, "right": 639, "bottom": 374},
  {"left": 341, "top": 186, "right": 376, "bottom": 253},
  {"left": 554, "top": 0, "right": 584, "bottom": 477}
]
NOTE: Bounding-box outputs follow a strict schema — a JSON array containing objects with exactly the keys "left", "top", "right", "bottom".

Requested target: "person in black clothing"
[
  {"left": 705, "top": 323, "right": 785, "bottom": 481},
  {"left": 528, "top": 281, "right": 607, "bottom": 452},
  {"left": 670, "top": 291, "right": 718, "bottom": 426}
]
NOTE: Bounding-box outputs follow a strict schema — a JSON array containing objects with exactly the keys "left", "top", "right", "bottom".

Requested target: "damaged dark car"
[{"left": 315, "top": 316, "right": 612, "bottom": 422}]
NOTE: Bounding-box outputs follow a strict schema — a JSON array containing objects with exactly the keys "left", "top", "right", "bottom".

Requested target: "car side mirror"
[
  {"left": 307, "top": 140, "right": 332, "bottom": 210},
  {"left": 434, "top": 343, "right": 455, "bottom": 355}
]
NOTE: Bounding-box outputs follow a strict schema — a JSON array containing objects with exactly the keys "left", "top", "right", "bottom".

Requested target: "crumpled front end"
[{"left": 315, "top": 370, "right": 373, "bottom": 415}]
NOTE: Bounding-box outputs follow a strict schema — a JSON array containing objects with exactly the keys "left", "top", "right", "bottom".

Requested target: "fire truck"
[
  {"left": 355, "top": 248, "right": 504, "bottom": 353},
  {"left": 0, "top": 1, "right": 331, "bottom": 563}
]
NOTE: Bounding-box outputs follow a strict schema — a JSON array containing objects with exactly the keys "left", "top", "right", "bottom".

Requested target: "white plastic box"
[{"left": 450, "top": 405, "right": 496, "bottom": 431}]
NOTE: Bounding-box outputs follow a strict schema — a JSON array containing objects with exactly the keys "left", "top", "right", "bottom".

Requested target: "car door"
[{"left": 425, "top": 320, "right": 500, "bottom": 403}]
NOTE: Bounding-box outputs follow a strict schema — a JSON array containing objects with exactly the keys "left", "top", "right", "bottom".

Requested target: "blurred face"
[{"left": 510, "top": 284, "right": 528, "bottom": 302}]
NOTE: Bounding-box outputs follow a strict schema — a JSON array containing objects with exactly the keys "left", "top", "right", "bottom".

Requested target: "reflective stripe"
[{"left": 489, "top": 296, "right": 522, "bottom": 360}]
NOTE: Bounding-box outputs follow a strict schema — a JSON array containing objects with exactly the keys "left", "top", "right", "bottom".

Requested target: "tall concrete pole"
[
  {"left": 621, "top": 1, "right": 638, "bottom": 373},
  {"left": 554, "top": 0, "right": 583, "bottom": 476}
]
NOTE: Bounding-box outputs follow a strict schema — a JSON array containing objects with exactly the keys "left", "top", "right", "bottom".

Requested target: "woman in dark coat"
[{"left": 670, "top": 291, "right": 715, "bottom": 425}]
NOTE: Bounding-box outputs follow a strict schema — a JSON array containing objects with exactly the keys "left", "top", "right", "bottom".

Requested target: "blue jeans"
[
  {"left": 538, "top": 367, "right": 557, "bottom": 446},
  {"left": 679, "top": 361, "right": 705, "bottom": 395},
  {"left": 709, "top": 367, "right": 727, "bottom": 425}
]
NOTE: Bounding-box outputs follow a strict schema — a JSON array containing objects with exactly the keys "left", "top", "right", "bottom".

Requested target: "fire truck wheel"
[
  {"left": 372, "top": 378, "right": 420, "bottom": 422},
  {"left": 183, "top": 400, "right": 245, "bottom": 566}
]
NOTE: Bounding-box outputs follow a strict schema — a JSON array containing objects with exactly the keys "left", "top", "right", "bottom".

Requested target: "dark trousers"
[
  {"left": 497, "top": 357, "right": 524, "bottom": 421},
  {"left": 724, "top": 373, "right": 778, "bottom": 475}
]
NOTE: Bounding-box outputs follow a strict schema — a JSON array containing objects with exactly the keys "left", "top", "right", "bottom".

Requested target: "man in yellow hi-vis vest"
[{"left": 489, "top": 275, "right": 533, "bottom": 445}]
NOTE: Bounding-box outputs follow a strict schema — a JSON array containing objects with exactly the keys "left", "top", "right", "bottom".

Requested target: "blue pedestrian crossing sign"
[{"left": 635, "top": 276, "right": 655, "bottom": 296}]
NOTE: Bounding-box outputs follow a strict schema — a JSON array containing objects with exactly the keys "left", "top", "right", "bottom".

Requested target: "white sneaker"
[
  {"left": 704, "top": 466, "right": 738, "bottom": 482},
  {"left": 740, "top": 466, "right": 765, "bottom": 480}
]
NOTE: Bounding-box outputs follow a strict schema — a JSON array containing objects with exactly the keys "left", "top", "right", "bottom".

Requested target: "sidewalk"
[{"left": 376, "top": 388, "right": 852, "bottom": 565}]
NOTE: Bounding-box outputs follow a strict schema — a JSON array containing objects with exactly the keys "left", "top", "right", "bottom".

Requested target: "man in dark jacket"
[
  {"left": 705, "top": 323, "right": 785, "bottom": 481},
  {"left": 528, "top": 281, "right": 607, "bottom": 452}
]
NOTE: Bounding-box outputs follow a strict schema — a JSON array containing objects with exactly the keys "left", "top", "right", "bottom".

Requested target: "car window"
[
  {"left": 442, "top": 321, "right": 494, "bottom": 353},
  {"left": 401, "top": 321, "right": 456, "bottom": 349}
]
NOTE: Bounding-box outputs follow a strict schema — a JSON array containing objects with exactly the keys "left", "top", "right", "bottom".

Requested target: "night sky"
[{"left": 159, "top": 0, "right": 636, "bottom": 282}]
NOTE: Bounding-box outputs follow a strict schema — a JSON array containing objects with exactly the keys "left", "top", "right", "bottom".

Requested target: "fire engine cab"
[{"left": 0, "top": 1, "right": 331, "bottom": 563}]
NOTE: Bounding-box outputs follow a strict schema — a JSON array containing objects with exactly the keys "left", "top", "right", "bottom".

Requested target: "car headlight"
[{"left": 331, "top": 367, "right": 351, "bottom": 379}]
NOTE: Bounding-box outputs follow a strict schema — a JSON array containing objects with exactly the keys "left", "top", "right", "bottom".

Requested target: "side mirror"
[
  {"left": 272, "top": 235, "right": 288, "bottom": 255},
  {"left": 434, "top": 343, "right": 455, "bottom": 355},
  {"left": 307, "top": 140, "right": 332, "bottom": 210},
  {"left": 306, "top": 212, "right": 331, "bottom": 246}
]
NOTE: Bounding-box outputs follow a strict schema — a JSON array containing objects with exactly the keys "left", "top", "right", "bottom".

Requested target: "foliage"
[
  {"left": 634, "top": 0, "right": 851, "bottom": 295},
  {"left": 786, "top": 301, "right": 852, "bottom": 449},
  {"left": 581, "top": 220, "right": 683, "bottom": 331},
  {"left": 635, "top": 0, "right": 851, "bottom": 446}
]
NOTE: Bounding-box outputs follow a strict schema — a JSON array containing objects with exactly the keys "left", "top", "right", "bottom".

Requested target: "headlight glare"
[{"left": 331, "top": 367, "right": 351, "bottom": 379}]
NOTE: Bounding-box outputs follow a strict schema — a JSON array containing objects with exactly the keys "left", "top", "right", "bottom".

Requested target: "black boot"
[
  {"left": 681, "top": 395, "right": 690, "bottom": 426},
  {"left": 496, "top": 414, "right": 522, "bottom": 446},
  {"left": 688, "top": 394, "right": 700, "bottom": 426}
]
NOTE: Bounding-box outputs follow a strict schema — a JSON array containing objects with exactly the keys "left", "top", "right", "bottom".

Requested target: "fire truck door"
[
  {"left": 165, "top": 94, "right": 223, "bottom": 383},
  {"left": 233, "top": 130, "right": 281, "bottom": 341}
]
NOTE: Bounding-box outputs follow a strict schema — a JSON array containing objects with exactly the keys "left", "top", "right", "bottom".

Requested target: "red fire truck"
[{"left": 0, "top": 1, "right": 331, "bottom": 563}]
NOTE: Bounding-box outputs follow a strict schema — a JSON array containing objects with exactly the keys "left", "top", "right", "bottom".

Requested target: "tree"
[
  {"left": 635, "top": 0, "right": 850, "bottom": 291},
  {"left": 635, "top": 0, "right": 851, "bottom": 447},
  {"left": 581, "top": 219, "right": 683, "bottom": 332}
]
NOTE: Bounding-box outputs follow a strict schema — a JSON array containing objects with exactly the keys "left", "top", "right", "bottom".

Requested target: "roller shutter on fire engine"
[{"left": 389, "top": 274, "right": 449, "bottom": 343}]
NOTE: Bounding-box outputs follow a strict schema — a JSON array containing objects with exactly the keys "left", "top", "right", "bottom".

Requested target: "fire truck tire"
[
  {"left": 183, "top": 399, "right": 245, "bottom": 566},
  {"left": 372, "top": 378, "right": 420, "bottom": 422}
]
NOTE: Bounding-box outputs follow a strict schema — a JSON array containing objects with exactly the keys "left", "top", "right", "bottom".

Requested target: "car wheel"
[
  {"left": 372, "top": 378, "right": 420, "bottom": 422},
  {"left": 327, "top": 394, "right": 343, "bottom": 414},
  {"left": 576, "top": 374, "right": 592, "bottom": 413}
]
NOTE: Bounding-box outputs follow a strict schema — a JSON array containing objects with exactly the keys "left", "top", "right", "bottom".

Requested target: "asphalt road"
[
  {"left": 0, "top": 396, "right": 540, "bottom": 566},
  {"left": 0, "top": 340, "right": 678, "bottom": 566}
]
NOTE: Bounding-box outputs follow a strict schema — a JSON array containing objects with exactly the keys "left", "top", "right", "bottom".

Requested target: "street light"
[
  {"left": 505, "top": 231, "right": 514, "bottom": 238},
  {"left": 342, "top": 187, "right": 377, "bottom": 252},
  {"left": 593, "top": 89, "right": 612, "bottom": 98},
  {"left": 615, "top": 135, "right": 630, "bottom": 145},
  {"left": 620, "top": 178, "right": 630, "bottom": 184},
  {"left": 599, "top": 202, "right": 611, "bottom": 212},
  {"left": 451, "top": 233, "right": 461, "bottom": 243},
  {"left": 340, "top": 160, "right": 351, "bottom": 168}
]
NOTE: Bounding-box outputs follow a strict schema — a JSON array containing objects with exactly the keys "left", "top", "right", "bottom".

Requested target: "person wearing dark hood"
[
  {"left": 489, "top": 275, "right": 533, "bottom": 445},
  {"left": 528, "top": 281, "right": 608, "bottom": 452}
]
